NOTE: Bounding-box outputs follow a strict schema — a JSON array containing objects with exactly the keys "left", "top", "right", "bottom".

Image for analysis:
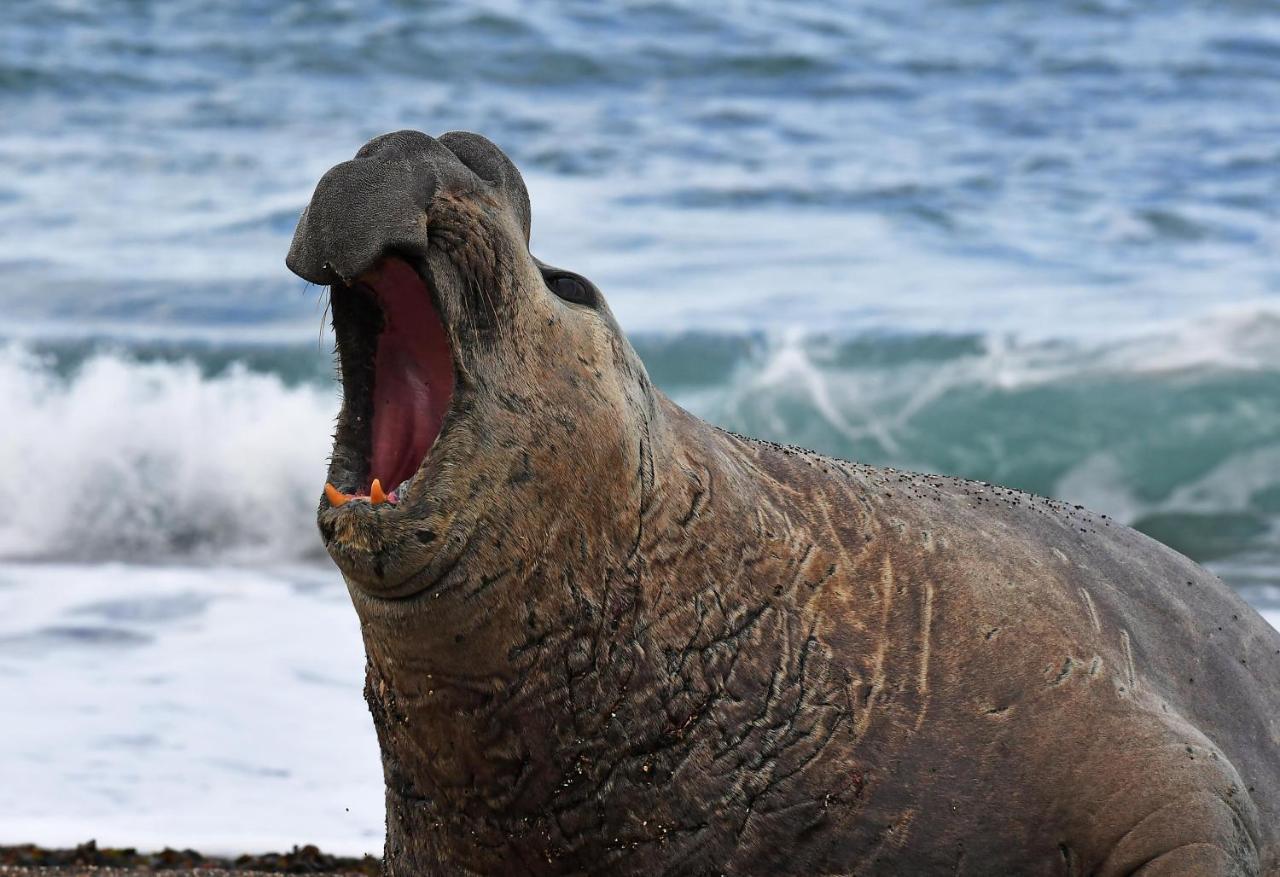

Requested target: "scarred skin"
[{"left": 287, "top": 131, "right": 1280, "bottom": 876}]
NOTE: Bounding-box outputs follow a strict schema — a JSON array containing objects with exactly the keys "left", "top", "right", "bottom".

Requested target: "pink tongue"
[{"left": 369, "top": 259, "right": 453, "bottom": 493}]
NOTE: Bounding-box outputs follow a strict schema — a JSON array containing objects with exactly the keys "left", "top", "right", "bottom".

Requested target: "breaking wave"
[
  {"left": 0, "top": 345, "right": 336, "bottom": 563},
  {"left": 2, "top": 308, "right": 1278, "bottom": 592}
]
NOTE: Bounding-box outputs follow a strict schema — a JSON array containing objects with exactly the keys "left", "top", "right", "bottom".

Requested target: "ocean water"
[{"left": 2, "top": 0, "right": 1279, "bottom": 855}]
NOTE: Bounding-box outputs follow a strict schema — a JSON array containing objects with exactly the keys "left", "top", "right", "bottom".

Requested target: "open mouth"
[{"left": 325, "top": 257, "right": 455, "bottom": 507}]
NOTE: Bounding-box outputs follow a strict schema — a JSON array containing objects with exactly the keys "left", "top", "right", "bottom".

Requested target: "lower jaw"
[
  {"left": 319, "top": 474, "right": 464, "bottom": 599},
  {"left": 321, "top": 528, "right": 435, "bottom": 598}
]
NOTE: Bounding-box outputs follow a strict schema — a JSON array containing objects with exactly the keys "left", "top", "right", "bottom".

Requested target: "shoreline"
[{"left": 0, "top": 843, "right": 378, "bottom": 876}]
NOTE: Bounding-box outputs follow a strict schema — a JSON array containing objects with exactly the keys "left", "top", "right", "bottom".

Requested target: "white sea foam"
[
  {"left": 0, "top": 346, "right": 337, "bottom": 563},
  {"left": 0, "top": 562, "right": 382, "bottom": 855}
]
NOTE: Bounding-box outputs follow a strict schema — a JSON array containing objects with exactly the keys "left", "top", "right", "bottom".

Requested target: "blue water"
[
  {"left": 1, "top": 0, "right": 1279, "bottom": 850},
  {"left": 5, "top": 0, "right": 1278, "bottom": 587},
  {"left": 5, "top": 0, "right": 1280, "bottom": 337}
]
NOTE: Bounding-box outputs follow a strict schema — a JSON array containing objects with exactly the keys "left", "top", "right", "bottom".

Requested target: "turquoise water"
[{"left": 7, "top": 319, "right": 1280, "bottom": 597}]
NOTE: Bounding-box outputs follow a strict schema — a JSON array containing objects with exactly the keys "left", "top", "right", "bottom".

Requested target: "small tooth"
[
  {"left": 370, "top": 478, "right": 388, "bottom": 505},
  {"left": 324, "top": 483, "right": 350, "bottom": 507}
]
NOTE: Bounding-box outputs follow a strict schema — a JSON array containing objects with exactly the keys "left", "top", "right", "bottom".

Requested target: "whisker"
[{"left": 318, "top": 287, "right": 332, "bottom": 353}]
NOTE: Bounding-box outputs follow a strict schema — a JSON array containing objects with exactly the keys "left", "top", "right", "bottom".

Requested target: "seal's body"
[{"left": 288, "top": 130, "right": 1280, "bottom": 875}]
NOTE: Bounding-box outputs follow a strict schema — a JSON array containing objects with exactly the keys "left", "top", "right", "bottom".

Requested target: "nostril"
[
  {"left": 438, "top": 131, "right": 506, "bottom": 183},
  {"left": 439, "top": 131, "right": 531, "bottom": 241}
]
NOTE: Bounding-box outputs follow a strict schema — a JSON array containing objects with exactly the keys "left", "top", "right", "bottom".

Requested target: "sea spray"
[{"left": 0, "top": 345, "right": 335, "bottom": 563}]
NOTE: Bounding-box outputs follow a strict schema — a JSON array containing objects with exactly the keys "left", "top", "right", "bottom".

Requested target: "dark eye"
[{"left": 543, "top": 270, "right": 597, "bottom": 308}]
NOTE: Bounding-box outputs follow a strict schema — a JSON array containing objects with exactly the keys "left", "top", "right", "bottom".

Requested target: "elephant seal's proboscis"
[{"left": 287, "top": 130, "right": 1280, "bottom": 876}]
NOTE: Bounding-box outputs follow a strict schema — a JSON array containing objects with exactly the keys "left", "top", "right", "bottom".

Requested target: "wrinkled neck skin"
[
  {"left": 305, "top": 180, "right": 858, "bottom": 875},
  {"left": 355, "top": 391, "right": 838, "bottom": 875}
]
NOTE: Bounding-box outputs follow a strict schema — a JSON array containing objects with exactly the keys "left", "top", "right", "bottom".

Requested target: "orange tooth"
[
  {"left": 370, "top": 478, "right": 388, "bottom": 505},
  {"left": 324, "top": 483, "right": 350, "bottom": 507}
]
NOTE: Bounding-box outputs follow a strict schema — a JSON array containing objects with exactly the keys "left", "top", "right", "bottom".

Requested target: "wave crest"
[{"left": 0, "top": 346, "right": 335, "bottom": 562}]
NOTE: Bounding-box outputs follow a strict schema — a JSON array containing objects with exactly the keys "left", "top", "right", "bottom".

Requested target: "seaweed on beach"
[{"left": 0, "top": 841, "right": 379, "bottom": 874}]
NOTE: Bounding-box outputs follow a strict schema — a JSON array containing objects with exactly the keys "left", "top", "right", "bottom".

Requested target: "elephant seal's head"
[{"left": 287, "top": 130, "right": 661, "bottom": 613}]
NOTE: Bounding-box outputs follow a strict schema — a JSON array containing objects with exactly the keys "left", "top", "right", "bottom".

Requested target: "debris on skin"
[{"left": 0, "top": 841, "right": 379, "bottom": 875}]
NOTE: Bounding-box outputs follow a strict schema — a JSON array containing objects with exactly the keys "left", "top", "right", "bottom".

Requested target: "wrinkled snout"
[{"left": 286, "top": 129, "right": 531, "bottom": 285}]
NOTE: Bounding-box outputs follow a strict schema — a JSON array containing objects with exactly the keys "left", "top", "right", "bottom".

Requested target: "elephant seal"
[{"left": 287, "top": 130, "right": 1280, "bottom": 875}]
